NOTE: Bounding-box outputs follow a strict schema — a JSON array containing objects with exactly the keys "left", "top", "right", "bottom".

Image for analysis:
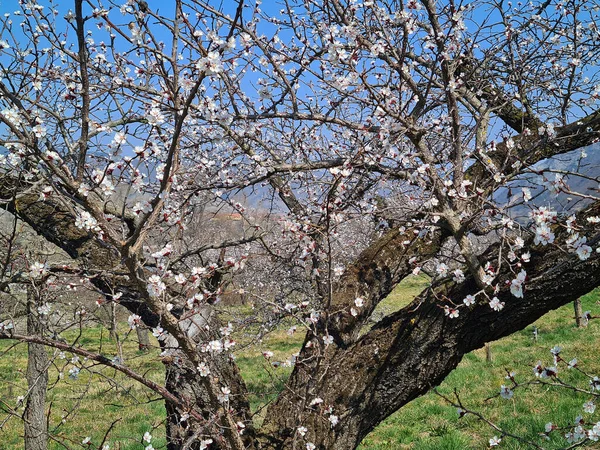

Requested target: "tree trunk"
[
  {"left": 485, "top": 343, "right": 493, "bottom": 362},
  {"left": 161, "top": 308, "right": 255, "bottom": 450},
  {"left": 574, "top": 298, "right": 584, "bottom": 328},
  {"left": 136, "top": 326, "right": 150, "bottom": 351},
  {"left": 24, "top": 286, "right": 48, "bottom": 450},
  {"left": 5, "top": 173, "right": 600, "bottom": 450},
  {"left": 260, "top": 202, "right": 600, "bottom": 449}
]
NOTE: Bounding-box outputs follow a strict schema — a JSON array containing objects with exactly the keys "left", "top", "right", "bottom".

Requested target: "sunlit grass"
[
  {"left": 1, "top": 284, "right": 599, "bottom": 449},
  {"left": 359, "top": 288, "right": 600, "bottom": 449}
]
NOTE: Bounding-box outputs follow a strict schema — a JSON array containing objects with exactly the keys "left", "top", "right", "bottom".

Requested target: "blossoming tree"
[{"left": 1, "top": 0, "right": 599, "bottom": 448}]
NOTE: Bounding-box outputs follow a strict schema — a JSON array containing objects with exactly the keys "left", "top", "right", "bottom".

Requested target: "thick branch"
[{"left": 261, "top": 200, "right": 600, "bottom": 449}]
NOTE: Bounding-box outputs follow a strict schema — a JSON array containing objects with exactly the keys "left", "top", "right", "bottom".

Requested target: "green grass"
[
  {"left": 1, "top": 282, "right": 600, "bottom": 449},
  {"left": 359, "top": 286, "right": 600, "bottom": 450},
  {"left": 0, "top": 327, "right": 168, "bottom": 449}
]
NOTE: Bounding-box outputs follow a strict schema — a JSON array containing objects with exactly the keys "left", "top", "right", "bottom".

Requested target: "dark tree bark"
[
  {"left": 1, "top": 187, "right": 252, "bottom": 449},
  {"left": 258, "top": 201, "right": 600, "bottom": 449},
  {"left": 24, "top": 286, "right": 48, "bottom": 450},
  {"left": 3, "top": 175, "right": 600, "bottom": 450}
]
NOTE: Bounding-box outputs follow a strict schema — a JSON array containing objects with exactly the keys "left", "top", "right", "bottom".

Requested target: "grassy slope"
[{"left": 1, "top": 280, "right": 599, "bottom": 449}]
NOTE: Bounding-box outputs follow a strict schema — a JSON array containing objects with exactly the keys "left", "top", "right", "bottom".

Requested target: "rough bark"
[
  {"left": 328, "top": 226, "right": 446, "bottom": 345},
  {"left": 24, "top": 286, "right": 48, "bottom": 450},
  {"left": 1, "top": 183, "right": 253, "bottom": 448},
  {"left": 259, "top": 201, "right": 600, "bottom": 449},
  {"left": 3, "top": 169, "right": 600, "bottom": 450},
  {"left": 162, "top": 306, "right": 255, "bottom": 450}
]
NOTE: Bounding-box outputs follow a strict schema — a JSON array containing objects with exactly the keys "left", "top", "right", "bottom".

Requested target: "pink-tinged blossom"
[
  {"left": 584, "top": 400, "right": 596, "bottom": 414},
  {"left": 436, "top": 262, "right": 449, "bottom": 277},
  {"left": 75, "top": 211, "right": 101, "bottom": 232},
  {"left": 489, "top": 297, "right": 504, "bottom": 311},
  {"left": 534, "top": 223, "right": 555, "bottom": 246},
  {"left": 30, "top": 261, "right": 48, "bottom": 278},
  {"left": 78, "top": 183, "right": 90, "bottom": 197},
  {"left": 45, "top": 150, "right": 62, "bottom": 162},
  {"left": 196, "top": 52, "right": 224, "bottom": 76},
  {"left": 309, "top": 397, "right": 323, "bottom": 407},
  {"left": 237, "top": 421, "right": 246, "bottom": 434},
  {"left": 218, "top": 386, "right": 230, "bottom": 403},
  {"left": 530, "top": 206, "right": 558, "bottom": 225},
  {"left": 206, "top": 340, "right": 223, "bottom": 353},
  {"left": 147, "top": 275, "right": 166, "bottom": 297},
  {"left": 32, "top": 124, "right": 47, "bottom": 138},
  {"left": 444, "top": 306, "right": 459, "bottom": 319},
  {"left": 500, "top": 385, "right": 513, "bottom": 399},
  {"left": 128, "top": 314, "right": 142, "bottom": 329},
  {"left": 112, "top": 131, "right": 127, "bottom": 146},
  {"left": 329, "top": 414, "right": 339, "bottom": 427},
  {"left": 463, "top": 295, "right": 476, "bottom": 306},
  {"left": 133, "top": 201, "right": 152, "bottom": 215},
  {"left": 542, "top": 366, "right": 557, "bottom": 378},
  {"left": 192, "top": 266, "right": 207, "bottom": 276},
  {"left": 589, "top": 423, "right": 600, "bottom": 441},
  {"left": 453, "top": 269, "right": 465, "bottom": 283},
  {"left": 588, "top": 216, "right": 600, "bottom": 224},
  {"left": 510, "top": 270, "right": 527, "bottom": 298},
  {"left": 197, "top": 362, "right": 210, "bottom": 377},
  {"left": 481, "top": 273, "right": 495, "bottom": 285},
  {"left": 151, "top": 244, "right": 173, "bottom": 259},
  {"left": 174, "top": 273, "right": 187, "bottom": 284},
  {"left": 489, "top": 435, "right": 501, "bottom": 446},
  {"left": 568, "top": 358, "right": 578, "bottom": 369},
  {"left": 566, "top": 425, "right": 586, "bottom": 443},
  {"left": 199, "top": 439, "right": 213, "bottom": 450},
  {"left": 514, "top": 237, "right": 525, "bottom": 249},
  {"left": 576, "top": 242, "right": 592, "bottom": 261},
  {"left": 152, "top": 326, "right": 167, "bottom": 341},
  {"left": 100, "top": 178, "right": 114, "bottom": 196},
  {"left": 147, "top": 106, "right": 165, "bottom": 126}
]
